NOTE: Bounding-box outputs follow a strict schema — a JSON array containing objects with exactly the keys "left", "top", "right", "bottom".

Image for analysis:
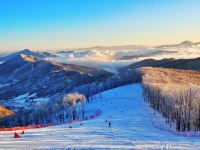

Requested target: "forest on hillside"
[{"left": 141, "top": 67, "right": 200, "bottom": 131}]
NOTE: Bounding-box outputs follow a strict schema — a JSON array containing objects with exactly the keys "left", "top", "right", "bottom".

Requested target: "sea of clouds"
[{"left": 45, "top": 43, "right": 200, "bottom": 72}]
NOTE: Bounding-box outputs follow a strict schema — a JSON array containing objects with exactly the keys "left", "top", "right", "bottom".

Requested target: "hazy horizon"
[{"left": 1, "top": 40, "right": 199, "bottom": 53}]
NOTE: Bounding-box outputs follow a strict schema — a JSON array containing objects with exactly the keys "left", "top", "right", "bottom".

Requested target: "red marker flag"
[{"left": 14, "top": 132, "right": 20, "bottom": 138}]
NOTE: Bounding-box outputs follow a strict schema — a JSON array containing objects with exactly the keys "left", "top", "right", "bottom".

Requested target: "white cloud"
[{"left": 45, "top": 43, "right": 200, "bottom": 72}]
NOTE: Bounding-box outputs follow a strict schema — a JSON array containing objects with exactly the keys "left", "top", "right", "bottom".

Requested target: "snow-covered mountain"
[
  {"left": 0, "top": 51, "right": 112, "bottom": 110},
  {"left": 0, "top": 49, "right": 57, "bottom": 64}
]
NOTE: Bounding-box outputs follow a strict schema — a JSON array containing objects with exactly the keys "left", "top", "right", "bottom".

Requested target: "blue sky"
[{"left": 0, "top": 0, "right": 200, "bottom": 51}]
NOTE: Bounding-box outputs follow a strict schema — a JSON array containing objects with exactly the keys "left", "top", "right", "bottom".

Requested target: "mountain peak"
[
  {"left": 19, "top": 49, "right": 34, "bottom": 54},
  {"left": 180, "top": 40, "right": 193, "bottom": 45}
]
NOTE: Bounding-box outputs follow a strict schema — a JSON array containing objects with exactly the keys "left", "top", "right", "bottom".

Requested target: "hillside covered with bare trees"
[{"left": 140, "top": 67, "right": 200, "bottom": 131}]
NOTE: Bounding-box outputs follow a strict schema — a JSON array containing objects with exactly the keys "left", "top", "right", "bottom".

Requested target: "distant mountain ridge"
[
  {"left": 119, "top": 57, "right": 200, "bottom": 72},
  {"left": 48, "top": 40, "right": 199, "bottom": 52},
  {"left": 76, "top": 45, "right": 147, "bottom": 51},
  {"left": 156, "top": 40, "right": 200, "bottom": 48},
  {"left": 0, "top": 49, "right": 55, "bottom": 63}
]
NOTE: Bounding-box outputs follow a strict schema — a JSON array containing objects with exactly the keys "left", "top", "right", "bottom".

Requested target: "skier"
[{"left": 109, "top": 122, "right": 111, "bottom": 128}]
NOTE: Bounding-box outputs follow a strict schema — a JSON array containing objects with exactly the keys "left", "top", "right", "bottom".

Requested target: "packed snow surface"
[{"left": 0, "top": 84, "right": 200, "bottom": 150}]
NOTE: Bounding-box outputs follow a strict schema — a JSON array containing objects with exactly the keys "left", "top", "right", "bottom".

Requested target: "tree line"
[
  {"left": 71, "top": 69, "right": 142, "bottom": 101},
  {"left": 143, "top": 83, "right": 200, "bottom": 131},
  {"left": 0, "top": 93, "right": 86, "bottom": 128}
]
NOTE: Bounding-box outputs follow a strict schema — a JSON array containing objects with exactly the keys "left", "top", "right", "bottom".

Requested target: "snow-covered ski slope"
[{"left": 1, "top": 84, "right": 200, "bottom": 150}]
